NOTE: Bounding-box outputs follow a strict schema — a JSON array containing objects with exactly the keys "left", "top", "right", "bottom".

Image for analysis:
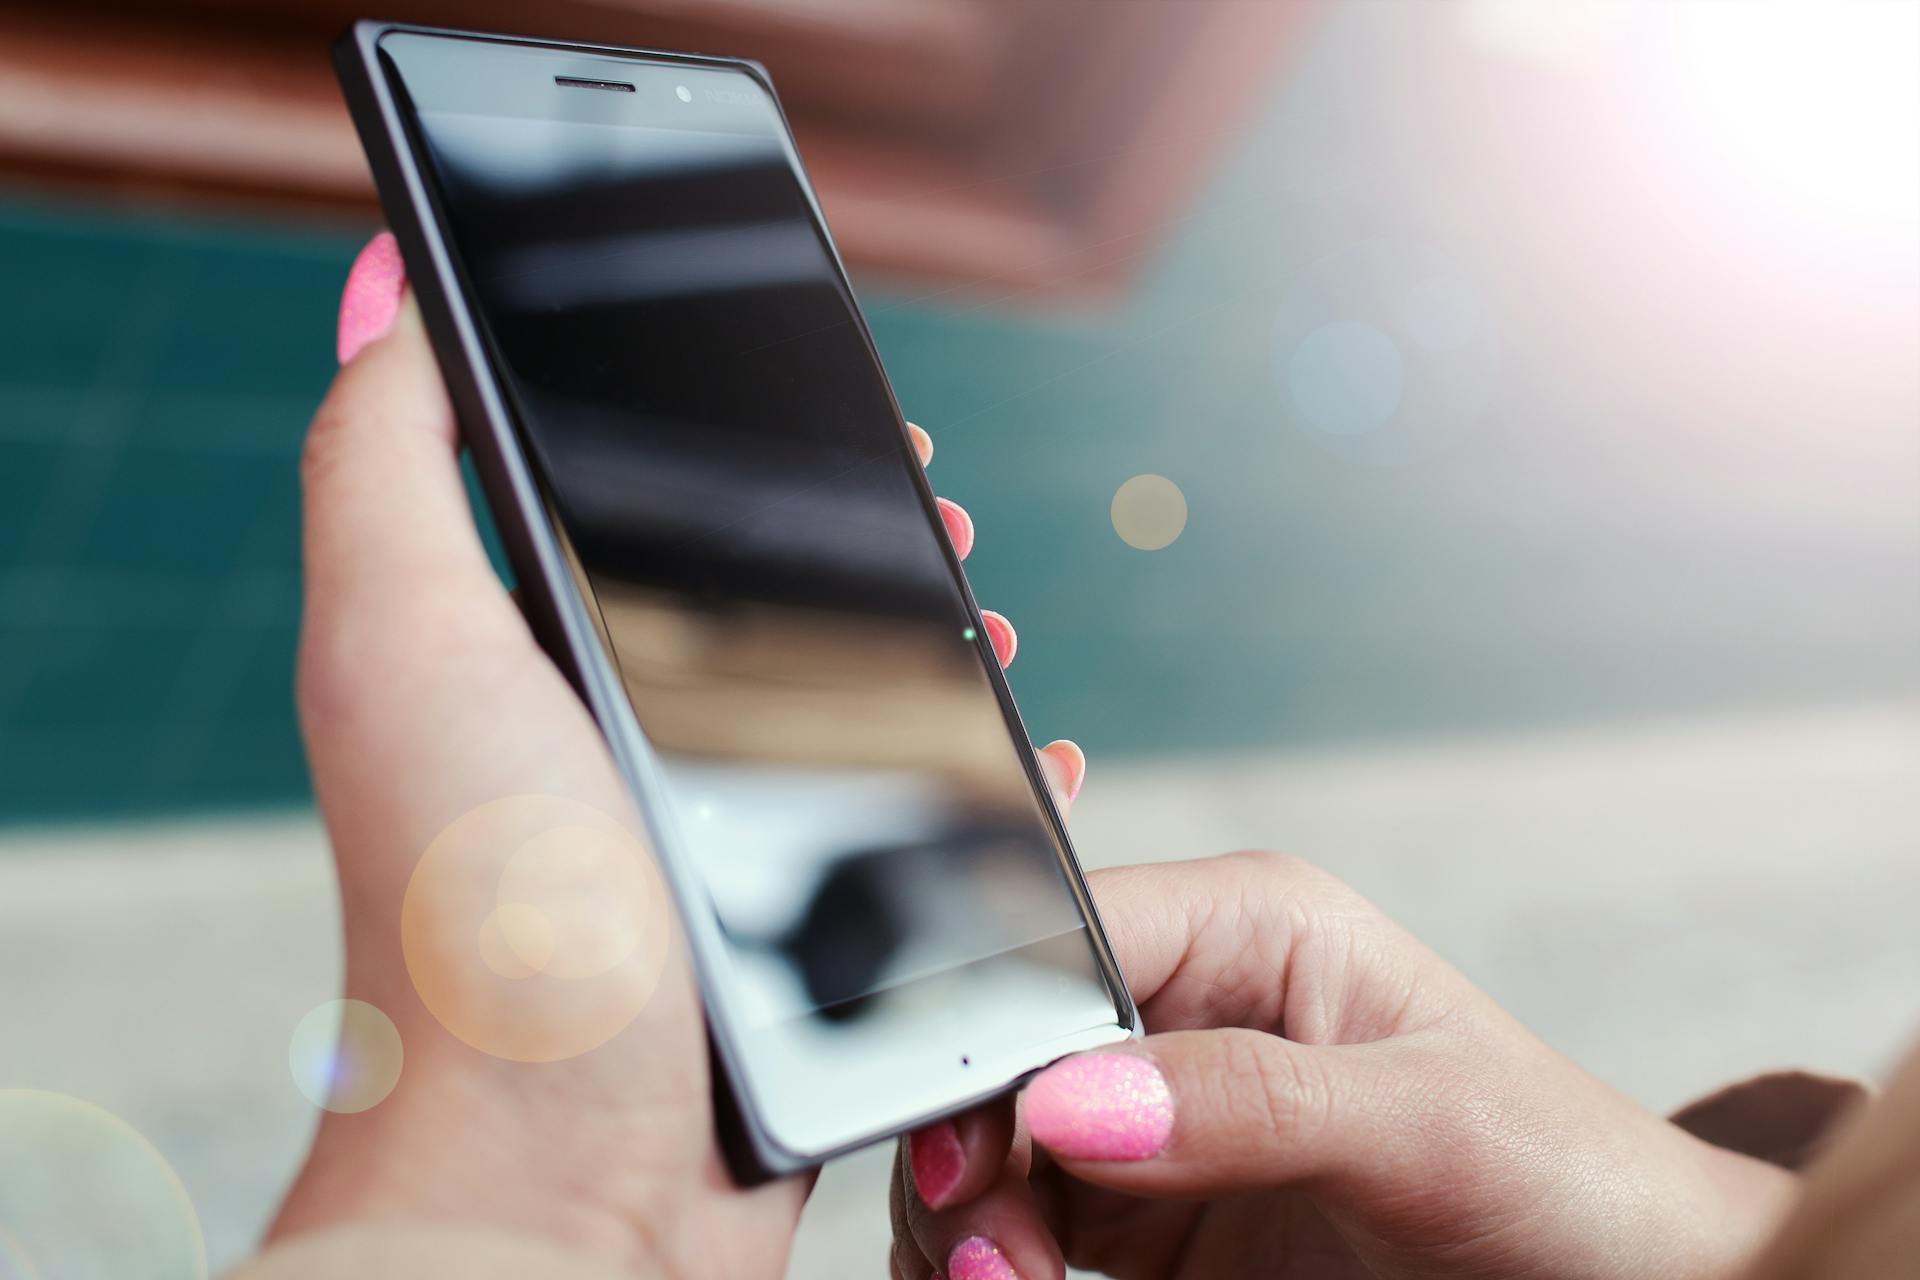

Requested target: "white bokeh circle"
[
  {"left": 288, "top": 999, "right": 405, "bottom": 1114},
  {"left": 0, "top": 1091, "right": 206, "bottom": 1280},
  {"left": 1273, "top": 240, "right": 1499, "bottom": 465}
]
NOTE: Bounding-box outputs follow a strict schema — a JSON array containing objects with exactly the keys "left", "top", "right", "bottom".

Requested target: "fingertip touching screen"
[{"left": 378, "top": 32, "right": 1128, "bottom": 1153}]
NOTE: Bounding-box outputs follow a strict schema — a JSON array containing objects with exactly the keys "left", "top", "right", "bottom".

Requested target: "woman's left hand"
[{"left": 271, "top": 235, "right": 1086, "bottom": 1278}]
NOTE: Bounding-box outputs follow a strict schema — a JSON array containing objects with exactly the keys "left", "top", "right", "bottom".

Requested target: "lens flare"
[
  {"left": 289, "top": 999, "right": 405, "bottom": 1114},
  {"left": 478, "top": 902, "right": 558, "bottom": 978},
  {"left": 0, "top": 1091, "right": 206, "bottom": 1280},
  {"left": 402, "top": 794, "right": 673, "bottom": 1062},
  {"left": 1110, "top": 475, "right": 1188, "bottom": 550},
  {"left": 1288, "top": 320, "right": 1405, "bottom": 437},
  {"left": 1273, "top": 240, "right": 1498, "bottom": 465}
]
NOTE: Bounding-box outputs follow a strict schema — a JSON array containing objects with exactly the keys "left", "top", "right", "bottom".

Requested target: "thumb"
[{"left": 1019, "top": 1033, "right": 1404, "bottom": 1198}]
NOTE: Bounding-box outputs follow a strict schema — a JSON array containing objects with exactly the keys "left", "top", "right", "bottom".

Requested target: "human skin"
[
  {"left": 272, "top": 239, "right": 1078, "bottom": 1279},
  {"left": 892, "top": 852, "right": 1802, "bottom": 1280}
]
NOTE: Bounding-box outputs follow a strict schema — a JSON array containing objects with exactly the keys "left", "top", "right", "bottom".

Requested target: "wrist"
[{"left": 270, "top": 1057, "right": 685, "bottom": 1277}]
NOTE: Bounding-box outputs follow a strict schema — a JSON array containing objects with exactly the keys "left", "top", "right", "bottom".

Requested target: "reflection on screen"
[{"left": 405, "top": 91, "right": 1099, "bottom": 1037}]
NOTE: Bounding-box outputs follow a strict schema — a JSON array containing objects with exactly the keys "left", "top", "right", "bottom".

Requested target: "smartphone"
[{"left": 334, "top": 22, "right": 1138, "bottom": 1182}]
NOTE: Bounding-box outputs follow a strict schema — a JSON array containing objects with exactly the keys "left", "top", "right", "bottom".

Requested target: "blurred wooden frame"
[{"left": 0, "top": 0, "right": 1305, "bottom": 301}]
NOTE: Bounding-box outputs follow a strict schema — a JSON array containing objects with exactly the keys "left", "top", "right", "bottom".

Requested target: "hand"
[
  {"left": 891, "top": 852, "right": 1799, "bottom": 1280},
  {"left": 271, "top": 232, "right": 1087, "bottom": 1277}
]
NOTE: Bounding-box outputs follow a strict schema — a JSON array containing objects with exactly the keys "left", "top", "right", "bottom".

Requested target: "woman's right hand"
[{"left": 891, "top": 852, "right": 1799, "bottom": 1280}]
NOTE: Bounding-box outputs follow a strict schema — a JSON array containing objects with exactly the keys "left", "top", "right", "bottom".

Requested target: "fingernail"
[
  {"left": 948, "top": 1236, "right": 1017, "bottom": 1280},
  {"left": 1040, "top": 740, "right": 1086, "bottom": 802},
  {"left": 908, "top": 1120, "right": 965, "bottom": 1210},
  {"left": 979, "top": 610, "right": 1016, "bottom": 666},
  {"left": 908, "top": 422, "right": 934, "bottom": 466},
  {"left": 337, "top": 230, "right": 405, "bottom": 364},
  {"left": 1024, "top": 1052, "right": 1173, "bottom": 1161},
  {"left": 936, "top": 497, "right": 974, "bottom": 559}
]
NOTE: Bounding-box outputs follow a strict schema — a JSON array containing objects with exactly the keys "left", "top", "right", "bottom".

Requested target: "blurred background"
[{"left": 1, "top": 0, "right": 1916, "bottom": 1276}]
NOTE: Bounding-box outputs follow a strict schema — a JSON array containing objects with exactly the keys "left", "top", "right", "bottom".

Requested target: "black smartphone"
[{"left": 334, "top": 22, "right": 1138, "bottom": 1182}]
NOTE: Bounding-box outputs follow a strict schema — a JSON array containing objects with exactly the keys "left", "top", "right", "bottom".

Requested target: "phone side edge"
[{"left": 331, "top": 22, "right": 805, "bottom": 1185}]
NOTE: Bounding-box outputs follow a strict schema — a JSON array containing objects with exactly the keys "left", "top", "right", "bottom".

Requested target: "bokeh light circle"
[
  {"left": 0, "top": 1090, "right": 206, "bottom": 1280},
  {"left": 403, "top": 794, "right": 673, "bottom": 1063},
  {"left": 478, "top": 902, "right": 557, "bottom": 979},
  {"left": 1287, "top": 321, "right": 1405, "bottom": 437},
  {"left": 1273, "top": 240, "right": 1498, "bottom": 465},
  {"left": 1110, "top": 474, "right": 1188, "bottom": 550},
  {"left": 288, "top": 999, "right": 405, "bottom": 1114}
]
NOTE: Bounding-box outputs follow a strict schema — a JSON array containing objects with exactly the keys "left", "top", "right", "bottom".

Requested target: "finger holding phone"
[
  {"left": 279, "top": 270, "right": 1084, "bottom": 1276},
  {"left": 891, "top": 854, "right": 1801, "bottom": 1280}
]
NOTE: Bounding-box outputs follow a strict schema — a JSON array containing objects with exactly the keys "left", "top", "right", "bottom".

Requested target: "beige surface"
[{"left": 1, "top": 701, "right": 1916, "bottom": 1277}]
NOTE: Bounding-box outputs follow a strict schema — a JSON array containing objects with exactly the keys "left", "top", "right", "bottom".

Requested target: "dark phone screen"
[{"left": 380, "top": 36, "right": 1122, "bottom": 1131}]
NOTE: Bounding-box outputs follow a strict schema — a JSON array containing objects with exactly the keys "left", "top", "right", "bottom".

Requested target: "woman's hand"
[
  {"left": 272, "top": 233, "right": 1086, "bottom": 1278},
  {"left": 891, "top": 852, "right": 1799, "bottom": 1280}
]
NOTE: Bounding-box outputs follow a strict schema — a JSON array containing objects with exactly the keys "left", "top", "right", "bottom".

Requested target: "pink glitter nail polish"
[
  {"left": 336, "top": 230, "right": 406, "bottom": 364},
  {"left": 979, "top": 610, "right": 1017, "bottom": 666},
  {"left": 1023, "top": 1052, "right": 1173, "bottom": 1161},
  {"left": 947, "top": 1235, "right": 1017, "bottom": 1280},
  {"left": 936, "top": 496, "right": 974, "bottom": 558},
  {"left": 909, "top": 1121, "right": 965, "bottom": 1209}
]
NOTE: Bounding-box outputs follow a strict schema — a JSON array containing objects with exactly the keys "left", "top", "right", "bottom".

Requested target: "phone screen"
[{"left": 378, "top": 34, "right": 1129, "bottom": 1154}]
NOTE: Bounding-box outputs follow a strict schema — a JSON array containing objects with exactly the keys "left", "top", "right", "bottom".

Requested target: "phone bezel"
[{"left": 333, "top": 19, "right": 1140, "bottom": 1182}]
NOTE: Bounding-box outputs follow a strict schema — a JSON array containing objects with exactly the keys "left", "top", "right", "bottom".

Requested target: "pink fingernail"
[
  {"left": 909, "top": 1120, "right": 965, "bottom": 1209},
  {"left": 936, "top": 497, "right": 974, "bottom": 558},
  {"left": 1041, "top": 741, "right": 1086, "bottom": 802},
  {"left": 1024, "top": 1053, "right": 1173, "bottom": 1161},
  {"left": 337, "top": 230, "right": 405, "bottom": 364},
  {"left": 948, "top": 1236, "right": 1017, "bottom": 1280},
  {"left": 979, "top": 610, "right": 1017, "bottom": 666}
]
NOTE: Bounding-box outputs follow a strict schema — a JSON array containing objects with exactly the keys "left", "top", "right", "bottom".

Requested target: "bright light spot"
[
  {"left": 1661, "top": 0, "right": 1920, "bottom": 240},
  {"left": 1288, "top": 320, "right": 1405, "bottom": 437},
  {"left": 289, "top": 999, "right": 404, "bottom": 1114},
  {"left": 0, "top": 1090, "right": 206, "bottom": 1280},
  {"left": 1111, "top": 475, "right": 1188, "bottom": 550},
  {"left": 675, "top": 85, "right": 693, "bottom": 103},
  {"left": 961, "top": 625, "right": 977, "bottom": 641},
  {"left": 1462, "top": 0, "right": 1634, "bottom": 64}
]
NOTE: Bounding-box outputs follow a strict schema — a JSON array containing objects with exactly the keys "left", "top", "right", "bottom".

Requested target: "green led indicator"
[{"left": 962, "top": 626, "right": 977, "bottom": 641}]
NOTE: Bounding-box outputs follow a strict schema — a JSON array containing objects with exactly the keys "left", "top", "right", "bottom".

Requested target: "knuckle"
[{"left": 1217, "top": 1030, "right": 1333, "bottom": 1146}]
